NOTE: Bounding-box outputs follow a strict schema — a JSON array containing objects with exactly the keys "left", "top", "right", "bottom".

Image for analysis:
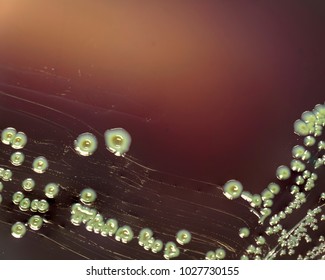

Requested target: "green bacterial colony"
[{"left": 0, "top": 103, "right": 324, "bottom": 259}]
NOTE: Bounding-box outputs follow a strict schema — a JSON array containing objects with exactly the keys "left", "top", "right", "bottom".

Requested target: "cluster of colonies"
[
  {"left": 0, "top": 127, "right": 59, "bottom": 238},
  {"left": 73, "top": 129, "right": 199, "bottom": 259},
  {"left": 1, "top": 102, "right": 324, "bottom": 260},
  {"left": 0, "top": 128, "right": 26, "bottom": 205},
  {"left": 222, "top": 103, "right": 325, "bottom": 260},
  {"left": 0, "top": 127, "right": 136, "bottom": 242},
  {"left": 70, "top": 188, "right": 193, "bottom": 259},
  {"left": 1, "top": 126, "right": 193, "bottom": 259},
  {"left": 74, "top": 128, "right": 132, "bottom": 157},
  {"left": 1, "top": 126, "right": 133, "bottom": 238}
]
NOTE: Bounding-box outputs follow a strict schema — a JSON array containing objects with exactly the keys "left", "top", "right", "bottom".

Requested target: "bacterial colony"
[{"left": 0, "top": 98, "right": 324, "bottom": 260}]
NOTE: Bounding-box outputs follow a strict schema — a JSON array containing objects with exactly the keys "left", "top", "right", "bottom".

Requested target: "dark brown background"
[{"left": 0, "top": 0, "right": 324, "bottom": 259}]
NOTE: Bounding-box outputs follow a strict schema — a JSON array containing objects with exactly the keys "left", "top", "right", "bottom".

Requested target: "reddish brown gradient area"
[{"left": 0, "top": 0, "right": 324, "bottom": 189}]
